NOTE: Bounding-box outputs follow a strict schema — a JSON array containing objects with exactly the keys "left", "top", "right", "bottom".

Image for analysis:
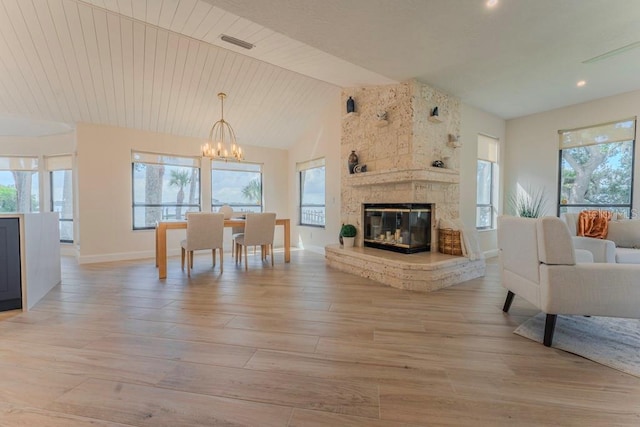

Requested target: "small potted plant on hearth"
[{"left": 340, "top": 224, "right": 357, "bottom": 248}]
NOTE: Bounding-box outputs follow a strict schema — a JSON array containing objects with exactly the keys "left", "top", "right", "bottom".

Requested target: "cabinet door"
[{"left": 0, "top": 218, "right": 22, "bottom": 311}]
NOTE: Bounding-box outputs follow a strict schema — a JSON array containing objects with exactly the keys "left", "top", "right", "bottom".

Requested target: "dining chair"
[
  {"left": 219, "top": 204, "right": 245, "bottom": 256},
  {"left": 180, "top": 212, "right": 225, "bottom": 277},
  {"left": 234, "top": 212, "right": 276, "bottom": 271}
]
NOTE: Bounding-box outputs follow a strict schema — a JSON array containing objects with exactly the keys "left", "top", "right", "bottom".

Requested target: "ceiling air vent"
[
  {"left": 220, "top": 35, "right": 254, "bottom": 50},
  {"left": 582, "top": 41, "right": 640, "bottom": 64}
]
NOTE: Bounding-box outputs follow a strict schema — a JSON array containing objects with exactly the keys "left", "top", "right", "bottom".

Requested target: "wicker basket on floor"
[{"left": 438, "top": 228, "right": 463, "bottom": 255}]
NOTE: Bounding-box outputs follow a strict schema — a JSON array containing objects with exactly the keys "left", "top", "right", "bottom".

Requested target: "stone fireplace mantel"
[
  {"left": 329, "top": 79, "right": 485, "bottom": 292},
  {"left": 347, "top": 167, "right": 459, "bottom": 186}
]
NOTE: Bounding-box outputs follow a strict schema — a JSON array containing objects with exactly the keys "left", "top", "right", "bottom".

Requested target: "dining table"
[{"left": 155, "top": 218, "right": 290, "bottom": 279}]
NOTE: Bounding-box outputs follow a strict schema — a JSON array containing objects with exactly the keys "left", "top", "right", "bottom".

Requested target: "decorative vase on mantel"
[
  {"left": 346, "top": 96, "right": 355, "bottom": 113},
  {"left": 348, "top": 150, "right": 358, "bottom": 174}
]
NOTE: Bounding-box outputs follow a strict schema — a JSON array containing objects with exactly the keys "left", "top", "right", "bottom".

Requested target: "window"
[
  {"left": 298, "top": 158, "right": 325, "bottom": 227},
  {"left": 0, "top": 156, "right": 39, "bottom": 213},
  {"left": 476, "top": 135, "right": 498, "bottom": 229},
  {"left": 132, "top": 151, "right": 201, "bottom": 229},
  {"left": 211, "top": 160, "right": 262, "bottom": 213},
  {"left": 558, "top": 118, "right": 636, "bottom": 218},
  {"left": 47, "top": 155, "right": 74, "bottom": 243}
]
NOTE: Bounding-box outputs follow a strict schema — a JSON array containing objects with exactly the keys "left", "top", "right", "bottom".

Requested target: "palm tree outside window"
[{"left": 131, "top": 151, "right": 201, "bottom": 229}]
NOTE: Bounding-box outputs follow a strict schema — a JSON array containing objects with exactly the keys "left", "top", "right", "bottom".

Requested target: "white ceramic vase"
[{"left": 342, "top": 237, "right": 355, "bottom": 248}]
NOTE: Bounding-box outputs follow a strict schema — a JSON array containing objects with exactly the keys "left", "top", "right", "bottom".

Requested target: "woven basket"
[{"left": 438, "top": 228, "right": 463, "bottom": 255}]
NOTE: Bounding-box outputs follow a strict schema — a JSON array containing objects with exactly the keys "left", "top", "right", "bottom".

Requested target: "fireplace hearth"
[{"left": 363, "top": 203, "right": 432, "bottom": 254}]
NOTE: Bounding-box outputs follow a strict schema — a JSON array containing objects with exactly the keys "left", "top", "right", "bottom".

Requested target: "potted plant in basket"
[{"left": 340, "top": 224, "right": 357, "bottom": 248}]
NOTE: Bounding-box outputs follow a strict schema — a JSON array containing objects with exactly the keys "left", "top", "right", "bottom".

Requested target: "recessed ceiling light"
[
  {"left": 486, "top": 0, "right": 498, "bottom": 8},
  {"left": 577, "top": 80, "right": 587, "bottom": 87}
]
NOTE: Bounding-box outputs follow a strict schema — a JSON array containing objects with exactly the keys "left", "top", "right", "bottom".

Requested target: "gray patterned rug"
[{"left": 514, "top": 313, "right": 640, "bottom": 378}]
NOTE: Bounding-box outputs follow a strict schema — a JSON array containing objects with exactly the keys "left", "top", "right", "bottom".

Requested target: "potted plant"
[
  {"left": 508, "top": 185, "right": 547, "bottom": 218},
  {"left": 340, "top": 224, "right": 357, "bottom": 248}
]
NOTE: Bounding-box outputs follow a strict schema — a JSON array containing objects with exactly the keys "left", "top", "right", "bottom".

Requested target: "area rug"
[{"left": 514, "top": 313, "right": 640, "bottom": 378}]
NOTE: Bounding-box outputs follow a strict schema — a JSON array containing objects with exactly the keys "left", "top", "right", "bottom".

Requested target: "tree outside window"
[
  {"left": 558, "top": 119, "right": 635, "bottom": 217},
  {"left": 0, "top": 157, "right": 39, "bottom": 213},
  {"left": 132, "top": 152, "right": 201, "bottom": 229},
  {"left": 211, "top": 161, "right": 262, "bottom": 213}
]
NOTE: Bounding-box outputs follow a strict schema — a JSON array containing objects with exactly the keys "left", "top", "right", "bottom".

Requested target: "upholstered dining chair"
[
  {"left": 180, "top": 212, "right": 225, "bottom": 277},
  {"left": 219, "top": 204, "right": 245, "bottom": 257},
  {"left": 234, "top": 212, "right": 276, "bottom": 271}
]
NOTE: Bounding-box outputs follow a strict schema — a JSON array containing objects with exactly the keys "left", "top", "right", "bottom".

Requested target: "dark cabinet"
[{"left": 0, "top": 218, "right": 22, "bottom": 311}]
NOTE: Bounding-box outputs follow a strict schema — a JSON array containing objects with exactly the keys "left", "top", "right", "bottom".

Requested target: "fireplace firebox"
[{"left": 363, "top": 203, "right": 432, "bottom": 254}]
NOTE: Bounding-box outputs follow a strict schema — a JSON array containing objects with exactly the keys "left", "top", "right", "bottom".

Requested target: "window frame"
[
  {"left": 298, "top": 158, "right": 326, "bottom": 228},
  {"left": 476, "top": 134, "right": 499, "bottom": 230},
  {"left": 0, "top": 155, "right": 40, "bottom": 213},
  {"left": 476, "top": 159, "right": 495, "bottom": 230},
  {"left": 557, "top": 118, "right": 636, "bottom": 218},
  {"left": 211, "top": 160, "right": 263, "bottom": 213},
  {"left": 131, "top": 151, "right": 202, "bottom": 230}
]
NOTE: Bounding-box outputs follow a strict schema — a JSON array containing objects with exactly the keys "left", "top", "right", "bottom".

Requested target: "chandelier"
[{"left": 201, "top": 92, "right": 243, "bottom": 161}]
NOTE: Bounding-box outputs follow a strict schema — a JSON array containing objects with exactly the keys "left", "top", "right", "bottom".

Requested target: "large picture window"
[
  {"left": 132, "top": 151, "right": 201, "bottom": 229},
  {"left": 476, "top": 135, "right": 499, "bottom": 229},
  {"left": 298, "top": 158, "right": 325, "bottom": 227},
  {"left": 558, "top": 118, "right": 636, "bottom": 217},
  {"left": 211, "top": 161, "right": 263, "bottom": 213},
  {"left": 0, "top": 156, "right": 39, "bottom": 213},
  {"left": 48, "top": 155, "right": 74, "bottom": 243}
]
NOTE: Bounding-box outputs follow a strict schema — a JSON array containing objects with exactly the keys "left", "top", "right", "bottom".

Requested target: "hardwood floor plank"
[
  {"left": 225, "top": 314, "right": 375, "bottom": 340},
  {"left": 0, "top": 365, "right": 86, "bottom": 408},
  {"left": 47, "top": 378, "right": 292, "bottom": 426},
  {"left": 0, "top": 339, "right": 176, "bottom": 386},
  {"left": 158, "top": 362, "right": 380, "bottom": 418},
  {"left": 0, "top": 402, "right": 132, "bottom": 426},
  {"left": 245, "top": 349, "right": 453, "bottom": 390},
  {"left": 83, "top": 333, "right": 256, "bottom": 367},
  {"left": 289, "top": 408, "right": 422, "bottom": 427},
  {"left": 379, "top": 384, "right": 640, "bottom": 426},
  {"left": 161, "top": 323, "right": 320, "bottom": 353}
]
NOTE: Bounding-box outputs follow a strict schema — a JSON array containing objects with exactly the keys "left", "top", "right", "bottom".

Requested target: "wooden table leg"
[
  {"left": 155, "top": 226, "right": 159, "bottom": 267},
  {"left": 158, "top": 224, "right": 168, "bottom": 279},
  {"left": 284, "top": 219, "right": 290, "bottom": 263}
]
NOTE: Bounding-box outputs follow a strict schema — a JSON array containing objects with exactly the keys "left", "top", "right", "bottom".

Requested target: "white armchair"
[{"left": 498, "top": 215, "right": 640, "bottom": 347}]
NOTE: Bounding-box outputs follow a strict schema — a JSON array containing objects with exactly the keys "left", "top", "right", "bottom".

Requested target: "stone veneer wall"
[{"left": 341, "top": 80, "right": 461, "bottom": 248}]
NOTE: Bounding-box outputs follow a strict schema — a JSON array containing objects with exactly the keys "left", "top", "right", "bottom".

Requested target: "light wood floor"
[{"left": 0, "top": 250, "right": 639, "bottom": 426}]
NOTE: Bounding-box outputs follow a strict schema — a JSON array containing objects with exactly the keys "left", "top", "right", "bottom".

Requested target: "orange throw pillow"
[{"left": 577, "top": 210, "right": 613, "bottom": 239}]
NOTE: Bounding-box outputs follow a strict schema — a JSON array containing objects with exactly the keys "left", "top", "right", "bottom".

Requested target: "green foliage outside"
[
  {"left": 169, "top": 169, "right": 191, "bottom": 220},
  {"left": 560, "top": 142, "right": 632, "bottom": 206},
  {"left": 241, "top": 178, "right": 262, "bottom": 204},
  {"left": 0, "top": 185, "right": 17, "bottom": 212}
]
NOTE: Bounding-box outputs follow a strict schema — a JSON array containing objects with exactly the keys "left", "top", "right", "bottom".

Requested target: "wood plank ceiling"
[{"left": 0, "top": 0, "right": 391, "bottom": 147}]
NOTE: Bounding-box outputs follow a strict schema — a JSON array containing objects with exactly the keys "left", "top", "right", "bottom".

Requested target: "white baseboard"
[
  {"left": 78, "top": 249, "right": 164, "bottom": 264},
  {"left": 484, "top": 249, "right": 499, "bottom": 259}
]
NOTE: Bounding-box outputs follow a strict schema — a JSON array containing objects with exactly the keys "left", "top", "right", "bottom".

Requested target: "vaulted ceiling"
[{"left": 1, "top": 0, "right": 640, "bottom": 147}]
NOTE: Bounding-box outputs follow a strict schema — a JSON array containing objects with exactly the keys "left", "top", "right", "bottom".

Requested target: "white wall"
[
  {"left": 505, "top": 88, "right": 640, "bottom": 220},
  {"left": 76, "top": 123, "right": 288, "bottom": 263},
  {"left": 460, "top": 103, "right": 506, "bottom": 257},
  {"left": 288, "top": 92, "right": 342, "bottom": 254}
]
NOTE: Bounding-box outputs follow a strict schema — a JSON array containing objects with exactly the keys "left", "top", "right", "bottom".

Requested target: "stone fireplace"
[
  {"left": 363, "top": 203, "right": 432, "bottom": 254},
  {"left": 325, "top": 79, "right": 485, "bottom": 292}
]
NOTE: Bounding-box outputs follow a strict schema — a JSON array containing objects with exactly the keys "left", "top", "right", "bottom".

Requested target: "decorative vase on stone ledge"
[
  {"left": 348, "top": 150, "right": 358, "bottom": 174},
  {"left": 346, "top": 96, "right": 355, "bottom": 113}
]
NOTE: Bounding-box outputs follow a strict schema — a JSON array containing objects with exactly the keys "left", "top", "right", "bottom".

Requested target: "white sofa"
[
  {"left": 562, "top": 213, "right": 640, "bottom": 264},
  {"left": 498, "top": 215, "right": 640, "bottom": 346}
]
